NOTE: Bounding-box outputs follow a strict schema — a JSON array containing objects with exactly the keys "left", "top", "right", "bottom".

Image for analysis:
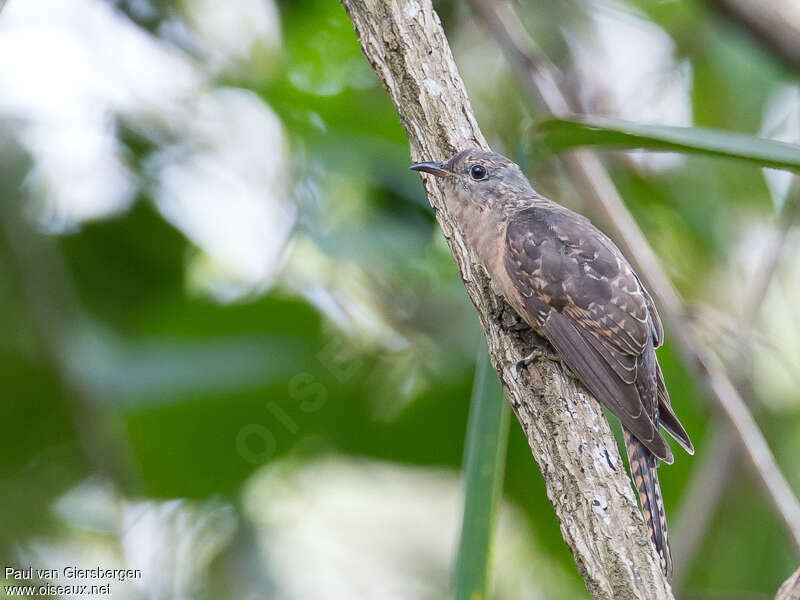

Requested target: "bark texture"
[
  {"left": 340, "top": 1, "right": 673, "bottom": 598},
  {"left": 776, "top": 566, "right": 800, "bottom": 600}
]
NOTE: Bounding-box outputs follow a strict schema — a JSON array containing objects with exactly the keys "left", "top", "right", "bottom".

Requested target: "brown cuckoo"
[{"left": 411, "top": 149, "right": 694, "bottom": 579}]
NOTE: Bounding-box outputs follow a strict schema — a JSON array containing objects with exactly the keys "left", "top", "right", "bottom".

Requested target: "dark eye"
[{"left": 469, "top": 164, "right": 487, "bottom": 181}]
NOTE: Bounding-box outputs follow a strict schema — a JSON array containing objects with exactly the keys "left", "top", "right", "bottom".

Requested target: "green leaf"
[
  {"left": 536, "top": 115, "right": 800, "bottom": 171},
  {"left": 454, "top": 343, "right": 510, "bottom": 600}
]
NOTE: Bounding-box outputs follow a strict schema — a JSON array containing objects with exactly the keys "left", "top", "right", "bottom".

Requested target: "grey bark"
[
  {"left": 340, "top": 1, "right": 673, "bottom": 598},
  {"left": 776, "top": 566, "right": 800, "bottom": 600}
]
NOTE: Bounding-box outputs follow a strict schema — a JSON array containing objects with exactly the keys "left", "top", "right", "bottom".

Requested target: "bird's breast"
[{"left": 458, "top": 205, "right": 530, "bottom": 318}]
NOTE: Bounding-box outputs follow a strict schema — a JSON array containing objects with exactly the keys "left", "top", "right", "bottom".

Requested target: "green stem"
[{"left": 454, "top": 343, "right": 511, "bottom": 600}]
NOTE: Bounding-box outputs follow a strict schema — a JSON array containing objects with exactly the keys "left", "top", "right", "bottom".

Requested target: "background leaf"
[
  {"left": 537, "top": 114, "right": 800, "bottom": 171},
  {"left": 454, "top": 344, "right": 510, "bottom": 600}
]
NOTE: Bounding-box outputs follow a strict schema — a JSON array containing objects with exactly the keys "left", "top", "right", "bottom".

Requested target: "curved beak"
[{"left": 409, "top": 161, "right": 450, "bottom": 177}]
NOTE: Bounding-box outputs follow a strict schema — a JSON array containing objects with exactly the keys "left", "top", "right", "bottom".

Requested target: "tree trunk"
[{"left": 776, "top": 566, "right": 800, "bottom": 600}]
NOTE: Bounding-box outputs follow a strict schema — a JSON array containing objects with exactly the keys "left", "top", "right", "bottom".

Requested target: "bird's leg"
[{"left": 514, "top": 348, "right": 556, "bottom": 373}]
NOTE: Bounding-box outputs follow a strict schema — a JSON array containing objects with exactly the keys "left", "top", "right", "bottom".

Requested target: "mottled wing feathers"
[
  {"left": 504, "top": 203, "right": 676, "bottom": 462},
  {"left": 656, "top": 364, "right": 695, "bottom": 454},
  {"left": 543, "top": 312, "right": 673, "bottom": 463},
  {"left": 638, "top": 274, "right": 664, "bottom": 348},
  {"left": 505, "top": 204, "right": 653, "bottom": 347}
]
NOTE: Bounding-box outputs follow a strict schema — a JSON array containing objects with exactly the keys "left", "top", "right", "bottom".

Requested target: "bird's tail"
[{"left": 623, "top": 427, "right": 673, "bottom": 579}]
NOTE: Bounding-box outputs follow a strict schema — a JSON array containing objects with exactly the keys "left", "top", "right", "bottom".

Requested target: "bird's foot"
[
  {"left": 507, "top": 320, "right": 532, "bottom": 333},
  {"left": 501, "top": 312, "right": 531, "bottom": 333},
  {"left": 513, "top": 349, "right": 553, "bottom": 377},
  {"left": 512, "top": 349, "right": 577, "bottom": 380}
]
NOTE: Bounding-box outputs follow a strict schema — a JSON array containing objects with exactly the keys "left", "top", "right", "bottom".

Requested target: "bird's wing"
[
  {"left": 656, "top": 363, "right": 694, "bottom": 454},
  {"left": 542, "top": 312, "right": 672, "bottom": 462},
  {"left": 504, "top": 203, "right": 673, "bottom": 462}
]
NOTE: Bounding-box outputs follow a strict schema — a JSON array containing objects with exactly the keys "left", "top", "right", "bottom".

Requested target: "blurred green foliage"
[
  {"left": 0, "top": 0, "right": 799, "bottom": 597},
  {"left": 537, "top": 115, "right": 800, "bottom": 170}
]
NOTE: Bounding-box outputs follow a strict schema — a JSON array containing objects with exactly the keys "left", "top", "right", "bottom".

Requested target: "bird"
[{"left": 411, "top": 148, "right": 693, "bottom": 579}]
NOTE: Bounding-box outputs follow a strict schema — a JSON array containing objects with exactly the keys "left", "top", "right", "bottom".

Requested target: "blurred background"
[{"left": 0, "top": 0, "right": 798, "bottom": 598}]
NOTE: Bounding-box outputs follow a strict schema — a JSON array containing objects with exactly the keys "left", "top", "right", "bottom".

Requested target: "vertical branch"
[
  {"left": 775, "top": 565, "right": 800, "bottom": 600},
  {"left": 340, "top": 1, "right": 674, "bottom": 597}
]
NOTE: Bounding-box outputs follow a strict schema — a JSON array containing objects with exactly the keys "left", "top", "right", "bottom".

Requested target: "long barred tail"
[{"left": 623, "top": 427, "right": 673, "bottom": 579}]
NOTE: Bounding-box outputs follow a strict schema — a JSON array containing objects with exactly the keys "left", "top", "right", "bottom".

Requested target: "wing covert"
[{"left": 504, "top": 204, "right": 672, "bottom": 461}]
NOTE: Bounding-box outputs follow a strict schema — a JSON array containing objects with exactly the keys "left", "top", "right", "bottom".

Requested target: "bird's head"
[{"left": 410, "top": 149, "right": 536, "bottom": 211}]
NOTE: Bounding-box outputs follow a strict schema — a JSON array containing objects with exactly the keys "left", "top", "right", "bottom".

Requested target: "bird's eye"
[{"left": 469, "top": 164, "right": 487, "bottom": 181}]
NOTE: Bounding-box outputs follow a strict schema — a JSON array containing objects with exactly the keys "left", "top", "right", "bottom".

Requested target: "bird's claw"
[
  {"left": 513, "top": 349, "right": 546, "bottom": 377},
  {"left": 507, "top": 320, "right": 532, "bottom": 333},
  {"left": 512, "top": 348, "right": 577, "bottom": 380},
  {"left": 501, "top": 312, "right": 531, "bottom": 333}
]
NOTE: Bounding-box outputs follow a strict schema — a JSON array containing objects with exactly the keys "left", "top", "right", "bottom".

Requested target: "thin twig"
[
  {"left": 670, "top": 425, "right": 738, "bottom": 586},
  {"left": 707, "top": 0, "right": 800, "bottom": 73},
  {"left": 469, "top": 0, "right": 800, "bottom": 555},
  {"left": 672, "top": 185, "right": 800, "bottom": 584},
  {"left": 735, "top": 186, "right": 800, "bottom": 381}
]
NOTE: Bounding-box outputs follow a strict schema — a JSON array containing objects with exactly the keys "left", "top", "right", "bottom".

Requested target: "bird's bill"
[{"left": 409, "top": 161, "right": 449, "bottom": 177}]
